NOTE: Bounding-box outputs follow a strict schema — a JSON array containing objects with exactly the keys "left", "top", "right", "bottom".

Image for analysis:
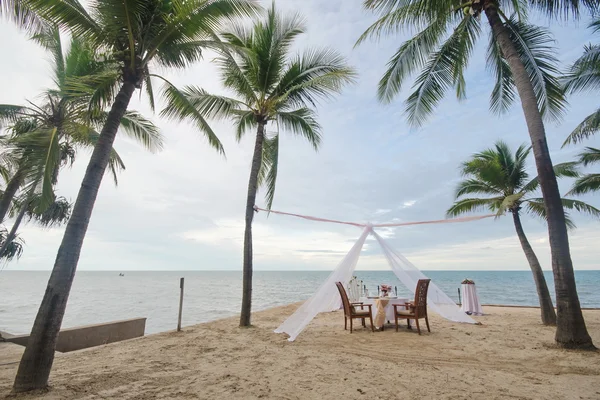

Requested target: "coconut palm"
[
  {"left": 562, "top": 18, "right": 600, "bottom": 196},
  {"left": 162, "top": 4, "right": 356, "bottom": 326},
  {"left": 0, "top": 29, "right": 161, "bottom": 263},
  {"left": 0, "top": 27, "right": 162, "bottom": 225},
  {"left": 3, "top": 0, "right": 260, "bottom": 392},
  {"left": 359, "top": 0, "right": 599, "bottom": 349},
  {"left": 447, "top": 141, "right": 600, "bottom": 325}
]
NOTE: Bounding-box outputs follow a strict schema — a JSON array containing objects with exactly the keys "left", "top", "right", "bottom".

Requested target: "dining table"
[{"left": 359, "top": 296, "right": 409, "bottom": 329}]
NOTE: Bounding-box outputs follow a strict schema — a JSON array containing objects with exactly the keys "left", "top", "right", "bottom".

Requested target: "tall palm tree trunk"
[
  {"left": 511, "top": 209, "right": 556, "bottom": 325},
  {"left": 484, "top": 4, "right": 594, "bottom": 349},
  {"left": 0, "top": 169, "right": 23, "bottom": 224},
  {"left": 240, "top": 122, "right": 265, "bottom": 327},
  {"left": 12, "top": 81, "right": 137, "bottom": 393}
]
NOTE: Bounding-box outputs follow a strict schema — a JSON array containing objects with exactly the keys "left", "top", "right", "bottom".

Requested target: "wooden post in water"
[{"left": 177, "top": 277, "right": 184, "bottom": 332}]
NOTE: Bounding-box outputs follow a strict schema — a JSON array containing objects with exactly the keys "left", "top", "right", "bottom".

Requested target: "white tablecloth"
[
  {"left": 359, "top": 297, "right": 409, "bottom": 324},
  {"left": 460, "top": 283, "right": 483, "bottom": 315}
]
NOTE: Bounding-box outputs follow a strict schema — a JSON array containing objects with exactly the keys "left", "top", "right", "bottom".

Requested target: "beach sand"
[{"left": 1, "top": 304, "right": 599, "bottom": 399}]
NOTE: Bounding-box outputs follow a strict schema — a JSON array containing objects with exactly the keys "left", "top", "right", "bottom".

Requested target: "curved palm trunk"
[
  {"left": 512, "top": 210, "right": 556, "bottom": 325},
  {"left": 240, "top": 122, "right": 265, "bottom": 327},
  {"left": 485, "top": 5, "right": 593, "bottom": 349},
  {"left": 12, "top": 81, "right": 137, "bottom": 393},
  {"left": 0, "top": 169, "right": 24, "bottom": 224}
]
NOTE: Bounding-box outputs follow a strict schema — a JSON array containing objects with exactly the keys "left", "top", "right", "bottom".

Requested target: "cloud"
[{"left": 400, "top": 200, "right": 417, "bottom": 209}]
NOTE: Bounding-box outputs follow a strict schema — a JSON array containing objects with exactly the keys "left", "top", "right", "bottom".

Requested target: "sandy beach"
[{"left": 1, "top": 304, "right": 599, "bottom": 399}]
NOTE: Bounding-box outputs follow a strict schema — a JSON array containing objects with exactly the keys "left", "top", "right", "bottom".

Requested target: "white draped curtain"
[{"left": 275, "top": 226, "right": 476, "bottom": 342}]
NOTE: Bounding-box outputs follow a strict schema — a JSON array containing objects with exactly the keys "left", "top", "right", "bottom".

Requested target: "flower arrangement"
[
  {"left": 461, "top": 279, "right": 475, "bottom": 284},
  {"left": 380, "top": 284, "right": 393, "bottom": 296}
]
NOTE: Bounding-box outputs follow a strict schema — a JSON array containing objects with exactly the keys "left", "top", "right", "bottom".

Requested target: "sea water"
[{"left": 1, "top": 270, "right": 599, "bottom": 335}]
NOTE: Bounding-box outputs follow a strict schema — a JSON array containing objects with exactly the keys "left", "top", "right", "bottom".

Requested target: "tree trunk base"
[{"left": 555, "top": 341, "right": 597, "bottom": 351}]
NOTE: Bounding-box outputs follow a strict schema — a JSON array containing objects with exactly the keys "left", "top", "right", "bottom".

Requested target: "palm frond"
[
  {"left": 528, "top": 0, "right": 599, "bottom": 21},
  {"left": 521, "top": 161, "right": 579, "bottom": 193},
  {"left": 162, "top": 84, "right": 245, "bottom": 121},
  {"left": 0, "top": 104, "right": 34, "bottom": 128},
  {"left": 22, "top": 193, "right": 71, "bottom": 226},
  {"left": 524, "top": 199, "right": 576, "bottom": 229},
  {"left": 446, "top": 197, "right": 503, "bottom": 218},
  {"left": 577, "top": 147, "right": 600, "bottom": 166},
  {"left": 119, "top": 111, "right": 163, "bottom": 153},
  {"left": 375, "top": 16, "right": 448, "bottom": 103},
  {"left": 261, "top": 133, "right": 279, "bottom": 210},
  {"left": 487, "top": 28, "right": 517, "bottom": 115},
  {"left": 559, "top": 197, "right": 600, "bottom": 219},
  {"left": 18, "top": 0, "right": 102, "bottom": 40},
  {"left": 455, "top": 179, "right": 504, "bottom": 198},
  {"left": 358, "top": 0, "right": 454, "bottom": 44},
  {"left": 563, "top": 108, "right": 600, "bottom": 146},
  {"left": 275, "top": 48, "right": 357, "bottom": 109},
  {"left": 0, "top": 0, "right": 46, "bottom": 32},
  {"left": 502, "top": 20, "right": 566, "bottom": 122},
  {"left": 567, "top": 173, "right": 600, "bottom": 195},
  {"left": 405, "top": 15, "right": 481, "bottom": 127},
  {"left": 30, "top": 26, "right": 65, "bottom": 87},
  {"left": 159, "top": 79, "right": 225, "bottom": 155},
  {"left": 0, "top": 227, "right": 24, "bottom": 262},
  {"left": 143, "top": 0, "right": 261, "bottom": 67},
  {"left": 253, "top": 3, "right": 306, "bottom": 95},
  {"left": 233, "top": 109, "right": 256, "bottom": 141},
  {"left": 107, "top": 148, "right": 126, "bottom": 186},
  {"left": 563, "top": 44, "right": 600, "bottom": 94},
  {"left": 275, "top": 108, "right": 321, "bottom": 150}
]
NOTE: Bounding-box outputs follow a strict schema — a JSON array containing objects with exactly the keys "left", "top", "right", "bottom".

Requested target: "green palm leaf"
[
  {"left": 276, "top": 108, "right": 321, "bottom": 150},
  {"left": 504, "top": 20, "right": 566, "bottom": 122},
  {"left": 375, "top": 17, "right": 448, "bottom": 103},
  {"left": 567, "top": 173, "right": 600, "bottom": 195},
  {"left": 577, "top": 147, "right": 600, "bottom": 166},
  {"left": 446, "top": 197, "right": 503, "bottom": 218},
  {"left": 159, "top": 79, "right": 225, "bottom": 155},
  {"left": 521, "top": 161, "right": 580, "bottom": 193},
  {"left": 525, "top": 199, "right": 576, "bottom": 229},
  {"left": 563, "top": 108, "right": 600, "bottom": 146},
  {"left": 405, "top": 15, "right": 481, "bottom": 127}
]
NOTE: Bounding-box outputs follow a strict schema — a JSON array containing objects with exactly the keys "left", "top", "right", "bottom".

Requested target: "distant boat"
[{"left": 119, "top": 273, "right": 124, "bottom": 277}]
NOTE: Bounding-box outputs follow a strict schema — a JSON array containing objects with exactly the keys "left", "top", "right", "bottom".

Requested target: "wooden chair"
[
  {"left": 335, "top": 282, "right": 374, "bottom": 333},
  {"left": 393, "top": 279, "right": 431, "bottom": 335}
]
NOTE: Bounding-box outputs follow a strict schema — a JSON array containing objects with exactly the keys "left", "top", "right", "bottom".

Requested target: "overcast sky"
[{"left": 0, "top": 1, "right": 598, "bottom": 272}]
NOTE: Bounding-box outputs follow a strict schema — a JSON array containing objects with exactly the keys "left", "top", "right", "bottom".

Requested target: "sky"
[{"left": 0, "top": 0, "right": 599, "bottom": 272}]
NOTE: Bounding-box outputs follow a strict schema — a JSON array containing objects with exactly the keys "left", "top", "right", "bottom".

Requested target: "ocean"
[{"left": 1, "top": 270, "right": 599, "bottom": 335}]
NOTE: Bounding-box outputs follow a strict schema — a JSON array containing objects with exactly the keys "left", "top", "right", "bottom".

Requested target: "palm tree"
[
  {"left": 0, "top": 29, "right": 161, "bottom": 262},
  {"left": 0, "top": 27, "right": 162, "bottom": 225},
  {"left": 447, "top": 141, "right": 600, "bottom": 325},
  {"left": 3, "top": 0, "right": 260, "bottom": 392},
  {"left": 162, "top": 4, "right": 356, "bottom": 326},
  {"left": 359, "top": 0, "right": 599, "bottom": 349},
  {"left": 562, "top": 18, "right": 600, "bottom": 196}
]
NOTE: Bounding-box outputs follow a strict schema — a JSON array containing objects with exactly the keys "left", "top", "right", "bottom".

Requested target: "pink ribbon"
[{"left": 254, "top": 206, "right": 496, "bottom": 228}]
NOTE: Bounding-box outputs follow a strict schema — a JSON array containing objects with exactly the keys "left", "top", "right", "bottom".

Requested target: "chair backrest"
[
  {"left": 413, "top": 279, "right": 431, "bottom": 317},
  {"left": 347, "top": 277, "right": 362, "bottom": 302},
  {"left": 335, "top": 282, "right": 352, "bottom": 316}
]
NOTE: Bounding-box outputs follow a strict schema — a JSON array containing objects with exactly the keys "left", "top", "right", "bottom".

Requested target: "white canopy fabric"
[{"left": 273, "top": 223, "right": 478, "bottom": 342}]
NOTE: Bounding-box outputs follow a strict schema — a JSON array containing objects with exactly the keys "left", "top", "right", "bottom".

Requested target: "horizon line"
[{"left": 3, "top": 269, "right": 599, "bottom": 272}]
